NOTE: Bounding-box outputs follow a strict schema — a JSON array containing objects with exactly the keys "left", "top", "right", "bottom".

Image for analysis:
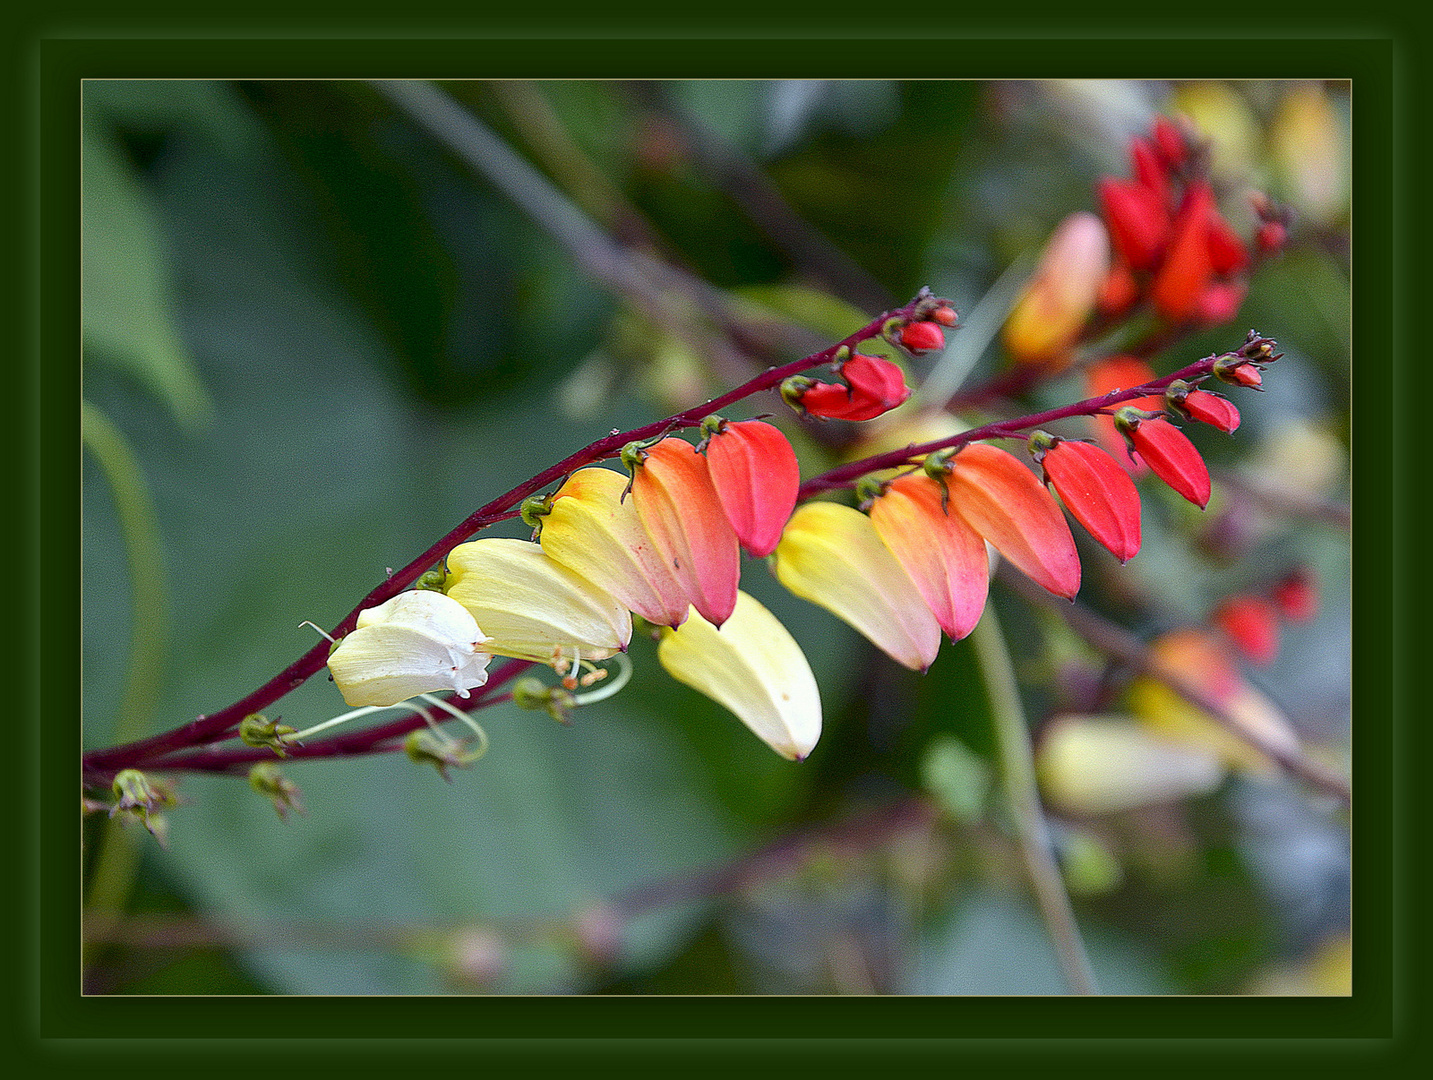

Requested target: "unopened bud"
[
  {"left": 248, "top": 762, "right": 306, "bottom": 821},
  {"left": 238, "top": 713, "right": 300, "bottom": 757}
]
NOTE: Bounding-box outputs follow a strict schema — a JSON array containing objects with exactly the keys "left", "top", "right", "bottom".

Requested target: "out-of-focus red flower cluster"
[
  {"left": 1097, "top": 116, "right": 1266, "bottom": 328},
  {"left": 1210, "top": 567, "right": 1320, "bottom": 667}
]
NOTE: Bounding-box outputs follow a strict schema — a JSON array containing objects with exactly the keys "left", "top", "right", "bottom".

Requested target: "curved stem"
[{"left": 971, "top": 608, "right": 1099, "bottom": 996}]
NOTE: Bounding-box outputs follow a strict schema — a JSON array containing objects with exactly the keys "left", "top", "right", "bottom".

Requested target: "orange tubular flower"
[
  {"left": 1114, "top": 409, "right": 1212, "bottom": 509},
  {"left": 1002, "top": 211, "right": 1112, "bottom": 369},
  {"left": 702, "top": 418, "right": 800, "bottom": 559},
  {"left": 773, "top": 501, "right": 941, "bottom": 672},
  {"left": 537, "top": 467, "right": 692, "bottom": 630},
  {"left": 1029, "top": 432, "right": 1142, "bottom": 564},
  {"left": 941, "top": 443, "right": 1081, "bottom": 599},
  {"left": 867, "top": 473, "right": 990, "bottom": 642},
  {"left": 629, "top": 437, "right": 741, "bottom": 628}
]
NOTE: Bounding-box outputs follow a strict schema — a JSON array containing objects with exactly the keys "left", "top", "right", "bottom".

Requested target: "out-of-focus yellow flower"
[
  {"left": 1036, "top": 714, "right": 1225, "bottom": 816},
  {"left": 327, "top": 589, "right": 493, "bottom": 708},
  {"left": 657, "top": 591, "right": 821, "bottom": 761},
  {"left": 1171, "top": 82, "right": 1262, "bottom": 181},
  {"left": 538, "top": 467, "right": 692, "bottom": 630},
  {"left": 1270, "top": 83, "right": 1348, "bottom": 226},
  {"left": 1002, "top": 211, "right": 1111, "bottom": 369},
  {"left": 772, "top": 501, "right": 941, "bottom": 672},
  {"left": 445, "top": 537, "right": 631, "bottom": 666}
]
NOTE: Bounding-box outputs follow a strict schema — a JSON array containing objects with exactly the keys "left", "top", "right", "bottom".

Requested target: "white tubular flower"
[
  {"left": 327, "top": 590, "right": 493, "bottom": 709},
  {"left": 444, "top": 538, "right": 632, "bottom": 665},
  {"left": 656, "top": 591, "right": 821, "bottom": 761}
]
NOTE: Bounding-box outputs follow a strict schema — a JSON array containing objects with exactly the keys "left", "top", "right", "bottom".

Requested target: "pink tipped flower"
[
  {"left": 1115, "top": 409, "right": 1212, "bottom": 509},
  {"left": 1099, "top": 176, "right": 1170, "bottom": 271},
  {"left": 942, "top": 443, "right": 1081, "bottom": 600},
  {"left": 773, "top": 501, "right": 942, "bottom": 672},
  {"left": 1030, "top": 432, "right": 1142, "bottom": 564},
  {"left": 702, "top": 418, "right": 800, "bottom": 558},
  {"left": 629, "top": 437, "right": 741, "bottom": 628},
  {"left": 1003, "top": 211, "right": 1112, "bottom": 368},
  {"left": 538, "top": 467, "right": 692, "bottom": 630},
  {"left": 899, "top": 320, "right": 946, "bottom": 354},
  {"left": 1212, "top": 594, "right": 1281, "bottom": 666},
  {"left": 868, "top": 473, "right": 990, "bottom": 642}
]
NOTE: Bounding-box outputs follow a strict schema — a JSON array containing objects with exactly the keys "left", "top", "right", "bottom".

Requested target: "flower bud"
[
  {"left": 538, "top": 467, "right": 691, "bottom": 630},
  {"left": 1114, "top": 409, "right": 1212, "bottom": 509},
  {"left": 657, "top": 591, "right": 822, "bottom": 761},
  {"left": 789, "top": 354, "right": 911, "bottom": 422},
  {"left": 942, "top": 443, "right": 1081, "bottom": 599},
  {"left": 1098, "top": 176, "right": 1170, "bottom": 271},
  {"left": 867, "top": 473, "right": 990, "bottom": 641},
  {"left": 327, "top": 589, "right": 494, "bottom": 709},
  {"left": 445, "top": 538, "right": 631, "bottom": 665},
  {"left": 1271, "top": 568, "right": 1319, "bottom": 623},
  {"left": 248, "top": 762, "right": 305, "bottom": 820},
  {"left": 1031, "top": 432, "right": 1142, "bottom": 564},
  {"left": 1002, "top": 211, "right": 1111, "bottom": 368},
  {"left": 1213, "top": 355, "right": 1263, "bottom": 388},
  {"left": 898, "top": 320, "right": 946, "bottom": 354},
  {"left": 702, "top": 417, "right": 800, "bottom": 558},
  {"left": 773, "top": 500, "right": 941, "bottom": 672},
  {"left": 1084, "top": 355, "right": 1163, "bottom": 472},
  {"left": 1167, "top": 383, "right": 1241, "bottom": 433},
  {"left": 1212, "top": 594, "right": 1280, "bottom": 666},
  {"left": 629, "top": 437, "right": 741, "bottom": 628},
  {"left": 1255, "top": 220, "right": 1288, "bottom": 256}
]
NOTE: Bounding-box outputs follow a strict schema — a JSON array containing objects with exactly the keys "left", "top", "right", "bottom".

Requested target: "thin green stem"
[{"left": 970, "top": 607, "right": 1099, "bottom": 996}]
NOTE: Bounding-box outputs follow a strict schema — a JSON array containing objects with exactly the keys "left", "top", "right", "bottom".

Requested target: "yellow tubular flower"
[
  {"left": 772, "top": 501, "right": 941, "bottom": 672},
  {"left": 538, "top": 467, "right": 693, "bottom": 630},
  {"left": 327, "top": 589, "right": 493, "bottom": 708},
  {"left": 445, "top": 537, "right": 631, "bottom": 665},
  {"left": 657, "top": 591, "right": 821, "bottom": 761}
]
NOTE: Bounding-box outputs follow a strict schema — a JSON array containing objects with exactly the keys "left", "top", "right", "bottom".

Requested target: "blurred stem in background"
[
  {"left": 972, "top": 607, "right": 1099, "bottom": 995},
  {"left": 81, "top": 400, "right": 171, "bottom": 966}
]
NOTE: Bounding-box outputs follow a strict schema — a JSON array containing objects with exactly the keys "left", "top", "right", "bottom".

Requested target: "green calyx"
[
  {"left": 238, "top": 713, "right": 300, "bottom": 757},
  {"left": 519, "top": 494, "right": 553, "bottom": 532}
]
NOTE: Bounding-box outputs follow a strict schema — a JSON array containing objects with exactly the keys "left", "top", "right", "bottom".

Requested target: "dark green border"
[{"left": 30, "top": 19, "right": 1411, "bottom": 1067}]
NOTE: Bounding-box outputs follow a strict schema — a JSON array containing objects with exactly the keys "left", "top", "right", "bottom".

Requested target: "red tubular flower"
[
  {"left": 629, "top": 437, "right": 741, "bottom": 628},
  {"left": 702, "top": 418, "right": 800, "bottom": 558},
  {"left": 788, "top": 353, "right": 911, "bottom": 422},
  {"left": 1152, "top": 115, "right": 1188, "bottom": 168},
  {"left": 1206, "top": 213, "right": 1250, "bottom": 274},
  {"left": 1151, "top": 182, "right": 1216, "bottom": 323},
  {"left": 1271, "top": 568, "right": 1319, "bottom": 622},
  {"left": 1178, "top": 388, "right": 1241, "bottom": 433},
  {"left": 1115, "top": 409, "right": 1212, "bottom": 509},
  {"left": 868, "top": 473, "right": 990, "bottom": 641},
  {"left": 1097, "top": 261, "right": 1140, "bottom": 318},
  {"left": 1031, "top": 433, "right": 1142, "bottom": 564},
  {"left": 1212, "top": 594, "right": 1281, "bottom": 666},
  {"left": 1099, "top": 177, "right": 1170, "bottom": 272},
  {"left": 899, "top": 321, "right": 946, "bottom": 354},
  {"left": 943, "top": 443, "right": 1081, "bottom": 599},
  {"left": 1130, "top": 137, "right": 1171, "bottom": 207}
]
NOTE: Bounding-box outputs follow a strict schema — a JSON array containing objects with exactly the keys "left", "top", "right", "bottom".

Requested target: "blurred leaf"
[
  {"left": 920, "top": 734, "right": 990, "bottom": 825},
  {"left": 82, "top": 121, "right": 214, "bottom": 432}
]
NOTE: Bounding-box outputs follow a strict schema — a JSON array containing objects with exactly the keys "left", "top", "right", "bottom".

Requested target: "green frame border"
[{"left": 25, "top": 17, "right": 1410, "bottom": 1066}]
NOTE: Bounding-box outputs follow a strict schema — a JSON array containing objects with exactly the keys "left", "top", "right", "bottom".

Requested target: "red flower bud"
[
  {"left": 1032, "top": 433, "right": 1142, "bottom": 564},
  {"left": 1212, "top": 594, "right": 1281, "bottom": 666},
  {"left": 1151, "top": 182, "right": 1216, "bottom": 323},
  {"left": 1115, "top": 410, "right": 1212, "bottom": 509},
  {"left": 1271, "top": 568, "right": 1319, "bottom": 622},
  {"left": 1255, "top": 220, "right": 1288, "bottom": 255},
  {"left": 931, "top": 305, "right": 959, "bottom": 327},
  {"left": 1152, "top": 115, "right": 1188, "bottom": 168},
  {"left": 1214, "top": 359, "right": 1263, "bottom": 389},
  {"left": 899, "top": 321, "right": 946, "bottom": 354},
  {"left": 1177, "top": 388, "right": 1241, "bottom": 433},
  {"left": 1099, "top": 177, "right": 1170, "bottom": 272},
  {"left": 1085, "top": 356, "right": 1163, "bottom": 472},
  {"left": 702, "top": 418, "right": 800, "bottom": 559},
  {"left": 787, "top": 354, "right": 911, "bottom": 422},
  {"left": 1130, "top": 137, "right": 1171, "bottom": 207}
]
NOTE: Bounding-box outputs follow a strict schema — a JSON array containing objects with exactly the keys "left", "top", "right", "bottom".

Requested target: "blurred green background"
[{"left": 81, "top": 79, "right": 1350, "bottom": 995}]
